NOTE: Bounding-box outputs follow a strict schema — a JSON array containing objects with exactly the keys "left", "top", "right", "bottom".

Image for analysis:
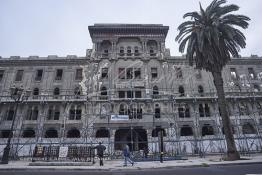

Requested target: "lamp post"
[{"left": 1, "top": 85, "right": 31, "bottom": 164}]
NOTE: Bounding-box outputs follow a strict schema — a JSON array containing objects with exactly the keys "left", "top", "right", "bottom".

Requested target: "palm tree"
[{"left": 176, "top": 0, "right": 250, "bottom": 160}]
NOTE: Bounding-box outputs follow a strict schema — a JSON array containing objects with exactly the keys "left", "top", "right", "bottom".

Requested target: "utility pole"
[{"left": 159, "top": 129, "right": 164, "bottom": 163}]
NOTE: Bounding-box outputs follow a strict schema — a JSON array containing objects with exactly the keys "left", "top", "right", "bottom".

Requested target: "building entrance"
[{"left": 114, "top": 128, "right": 148, "bottom": 151}]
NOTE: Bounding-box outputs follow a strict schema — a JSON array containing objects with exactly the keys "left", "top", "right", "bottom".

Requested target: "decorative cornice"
[{"left": 88, "top": 24, "right": 169, "bottom": 41}]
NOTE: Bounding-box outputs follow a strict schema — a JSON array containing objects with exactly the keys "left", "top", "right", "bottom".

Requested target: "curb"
[{"left": 0, "top": 161, "right": 262, "bottom": 171}]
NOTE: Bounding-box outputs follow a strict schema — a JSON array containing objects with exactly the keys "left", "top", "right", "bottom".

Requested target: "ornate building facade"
[{"left": 0, "top": 24, "right": 261, "bottom": 158}]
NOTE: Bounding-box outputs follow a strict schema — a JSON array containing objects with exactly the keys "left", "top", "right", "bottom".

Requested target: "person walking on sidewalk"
[
  {"left": 123, "top": 144, "right": 134, "bottom": 166},
  {"left": 94, "top": 142, "right": 106, "bottom": 166}
]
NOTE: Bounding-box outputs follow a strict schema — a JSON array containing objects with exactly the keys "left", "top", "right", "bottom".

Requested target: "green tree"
[{"left": 176, "top": 0, "right": 250, "bottom": 160}]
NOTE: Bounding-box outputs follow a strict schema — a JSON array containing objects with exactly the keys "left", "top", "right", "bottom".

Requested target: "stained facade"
[{"left": 0, "top": 24, "right": 262, "bottom": 158}]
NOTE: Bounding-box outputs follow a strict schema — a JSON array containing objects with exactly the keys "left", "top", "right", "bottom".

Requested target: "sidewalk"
[{"left": 0, "top": 154, "right": 262, "bottom": 171}]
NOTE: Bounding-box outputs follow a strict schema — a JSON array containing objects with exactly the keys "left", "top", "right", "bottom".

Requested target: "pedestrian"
[
  {"left": 94, "top": 142, "right": 106, "bottom": 166},
  {"left": 123, "top": 144, "right": 134, "bottom": 166},
  {"left": 143, "top": 146, "right": 148, "bottom": 159}
]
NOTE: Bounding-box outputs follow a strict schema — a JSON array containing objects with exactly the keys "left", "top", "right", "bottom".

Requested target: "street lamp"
[{"left": 1, "top": 85, "right": 31, "bottom": 164}]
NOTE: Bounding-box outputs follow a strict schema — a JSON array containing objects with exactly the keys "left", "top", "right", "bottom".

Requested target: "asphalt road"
[{"left": 0, "top": 164, "right": 262, "bottom": 175}]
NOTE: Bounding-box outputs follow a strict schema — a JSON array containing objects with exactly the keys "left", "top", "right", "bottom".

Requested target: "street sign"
[
  {"left": 110, "top": 115, "right": 129, "bottom": 121},
  {"left": 59, "top": 146, "right": 68, "bottom": 158}
]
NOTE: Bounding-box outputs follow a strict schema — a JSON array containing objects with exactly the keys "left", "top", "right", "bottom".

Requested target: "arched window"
[
  {"left": 180, "top": 126, "right": 193, "bottom": 136},
  {"left": 100, "top": 40, "right": 111, "bottom": 57},
  {"left": 127, "top": 46, "right": 132, "bottom": 56},
  {"left": 33, "top": 88, "right": 39, "bottom": 96},
  {"left": 149, "top": 48, "right": 154, "bottom": 56},
  {"left": 119, "top": 103, "right": 129, "bottom": 115},
  {"left": 95, "top": 128, "right": 110, "bottom": 138},
  {"left": 179, "top": 86, "right": 185, "bottom": 97},
  {"left": 119, "top": 47, "right": 124, "bottom": 56},
  {"left": 146, "top": 40, "right": 157, "bottom": 56},
  {"left": 155, "top": 104, "right": 161, "bottom": 118},
  {"left": 153, "top": 86, "right": 159, "bottom": 95},
  {"left": 202, "top": 125, "right": 214, "bottom": 136},
  {"left": 130, "top": 103, "right": 142, "bottom": 119},
  {"left": 22, "top": 129, "right": 35, "bottom": 138},
  {"left": 54, "top": 87, "right": 60, "bottom": 96},
  {"left": 242, "top": 122, "right": 256, "bottom": 134},
  {"left": 198, "top": 85, "right": 204, "bottom": 96},
  {"left": 152, "top": 127, "right": 166, "bottom": 137},
  {"left": 134, "top": 46, "right": 139, "bottom": 55},
  {"left": 67, "top": 128, "right": 80, "bottom": 138},
  {"left": 45, "top": 129, "right": 58, "bottom": 138}
]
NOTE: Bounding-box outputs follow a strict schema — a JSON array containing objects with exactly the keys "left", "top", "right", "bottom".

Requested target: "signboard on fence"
[
  {"left": 59, "top": 146, "right": 68, "bottom": 158},
  {"left": 111, "top": 115, "right": 129, "bottom": 121}
]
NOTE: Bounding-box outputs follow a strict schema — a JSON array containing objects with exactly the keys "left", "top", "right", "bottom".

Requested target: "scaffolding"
[{"left": 0, "top": 61, "right": 262, "bottom": 161}]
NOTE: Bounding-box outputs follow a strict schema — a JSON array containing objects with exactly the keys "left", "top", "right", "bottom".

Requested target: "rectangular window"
[
  {"left": 248, "top": 68, "right": 256, "bottom": 79},
  {"left": 135, "top": 91, "right": 141, "bottom": 98},
  {"left": 69, "top": 109, "right": 75, "bottom": 120},
  {"left": 55, "top": 69, "right": 63, "bottom": 80},
  {"left": 103, "top": 50, "right": 109, "bottom": 56},
  {"left": 134, "top": 68, "right": 141, "bottom": 79},
  {"left": 118, "top": 68, "right": 125, "bottom": 79},
  {"left": 35, "top": 69, "right": 43, "bottom": 81},
  {"left": 76, "top": 108, "right": 81, "bottom": 120},
  {"left": 47, "top": 109, "right": 53, "bottom": 120},
  {"left": 15, "top": 70, "right": 24, "bottom": 81},
  {"left": 0, "top": 70, "right": 4, "bottom": 82},
  {"left": 199, "top": 104, "right": 205, "bottom": 117},
  {"left": 54, "top": 111, "right": 60, "bottom": 120},
  {"left": 6, "top": 108, "right": 14, "bottom": 121},
  {"left": 75, "top": 69, "right": 83, "bottom": 80},
  {"left": 127, "top": 91, "right": 133, "bottom": 98},
  {"left": 69, "top": 106, "right": 81, "bottom": 120},
  {"left": 178, "top": 107, "right": 184, "bottom": 118},
  {"left": 26, "top": 107, "right": 38, "bottom": 120},
  {"left": 230, "top": 68, "right": 237, "bottom": 79},
  {"left": 204, "top": 104, "right": 210, "bottom": 117},
  {"left": 176, "top": 67, "right": 183, "bottom": 78},
  {"left": 119, "top": 91, "right": 125, "bottom": 98},
  {"left": 47, "top": 106, "right": 60, "bottom": 120},
  {"left": 151, "top": 68, "right": 158, "bottom": 79},
  {"left": 101, "top": 68, "right": 108, "bottom": 79},
  {"left": 75, "top": 68, "right": 83, "bottom": 80},
  {"left": 155, "top": 107, "right": 161, "bottom": 118},
  {"left": 126, "top": 68, "right": 133, "bottom": 79}
]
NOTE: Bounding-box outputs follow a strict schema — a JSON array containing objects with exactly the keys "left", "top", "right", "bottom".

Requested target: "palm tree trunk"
[{"left": 212, "top": 71, "right": 240, "bottom": 160}]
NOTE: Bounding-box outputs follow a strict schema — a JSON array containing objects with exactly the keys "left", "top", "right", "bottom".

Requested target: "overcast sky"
[{"left": 0, "top": 0, "right": 261, "bottom": 58}]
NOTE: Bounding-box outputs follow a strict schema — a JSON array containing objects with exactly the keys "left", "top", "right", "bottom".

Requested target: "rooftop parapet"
[
  {"left": 28, "top": 56, "right": 39, "bottom": 59},
  {"left": 10, "top": 56, "right": 20, "bottom": 60},
  {"left": 47, "top": 55, "right": 58, "bottom": 59},
  {"left": 88, "top": 23, "right": 169, "bottom": 41},
  {"left": 66, "top": 55, "right": 78, "bottom": 59}
]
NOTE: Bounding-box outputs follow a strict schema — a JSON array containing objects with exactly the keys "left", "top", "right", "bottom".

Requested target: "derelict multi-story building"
[{"left": 0, "top": 24, "right": 261, "bottom": 158}]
